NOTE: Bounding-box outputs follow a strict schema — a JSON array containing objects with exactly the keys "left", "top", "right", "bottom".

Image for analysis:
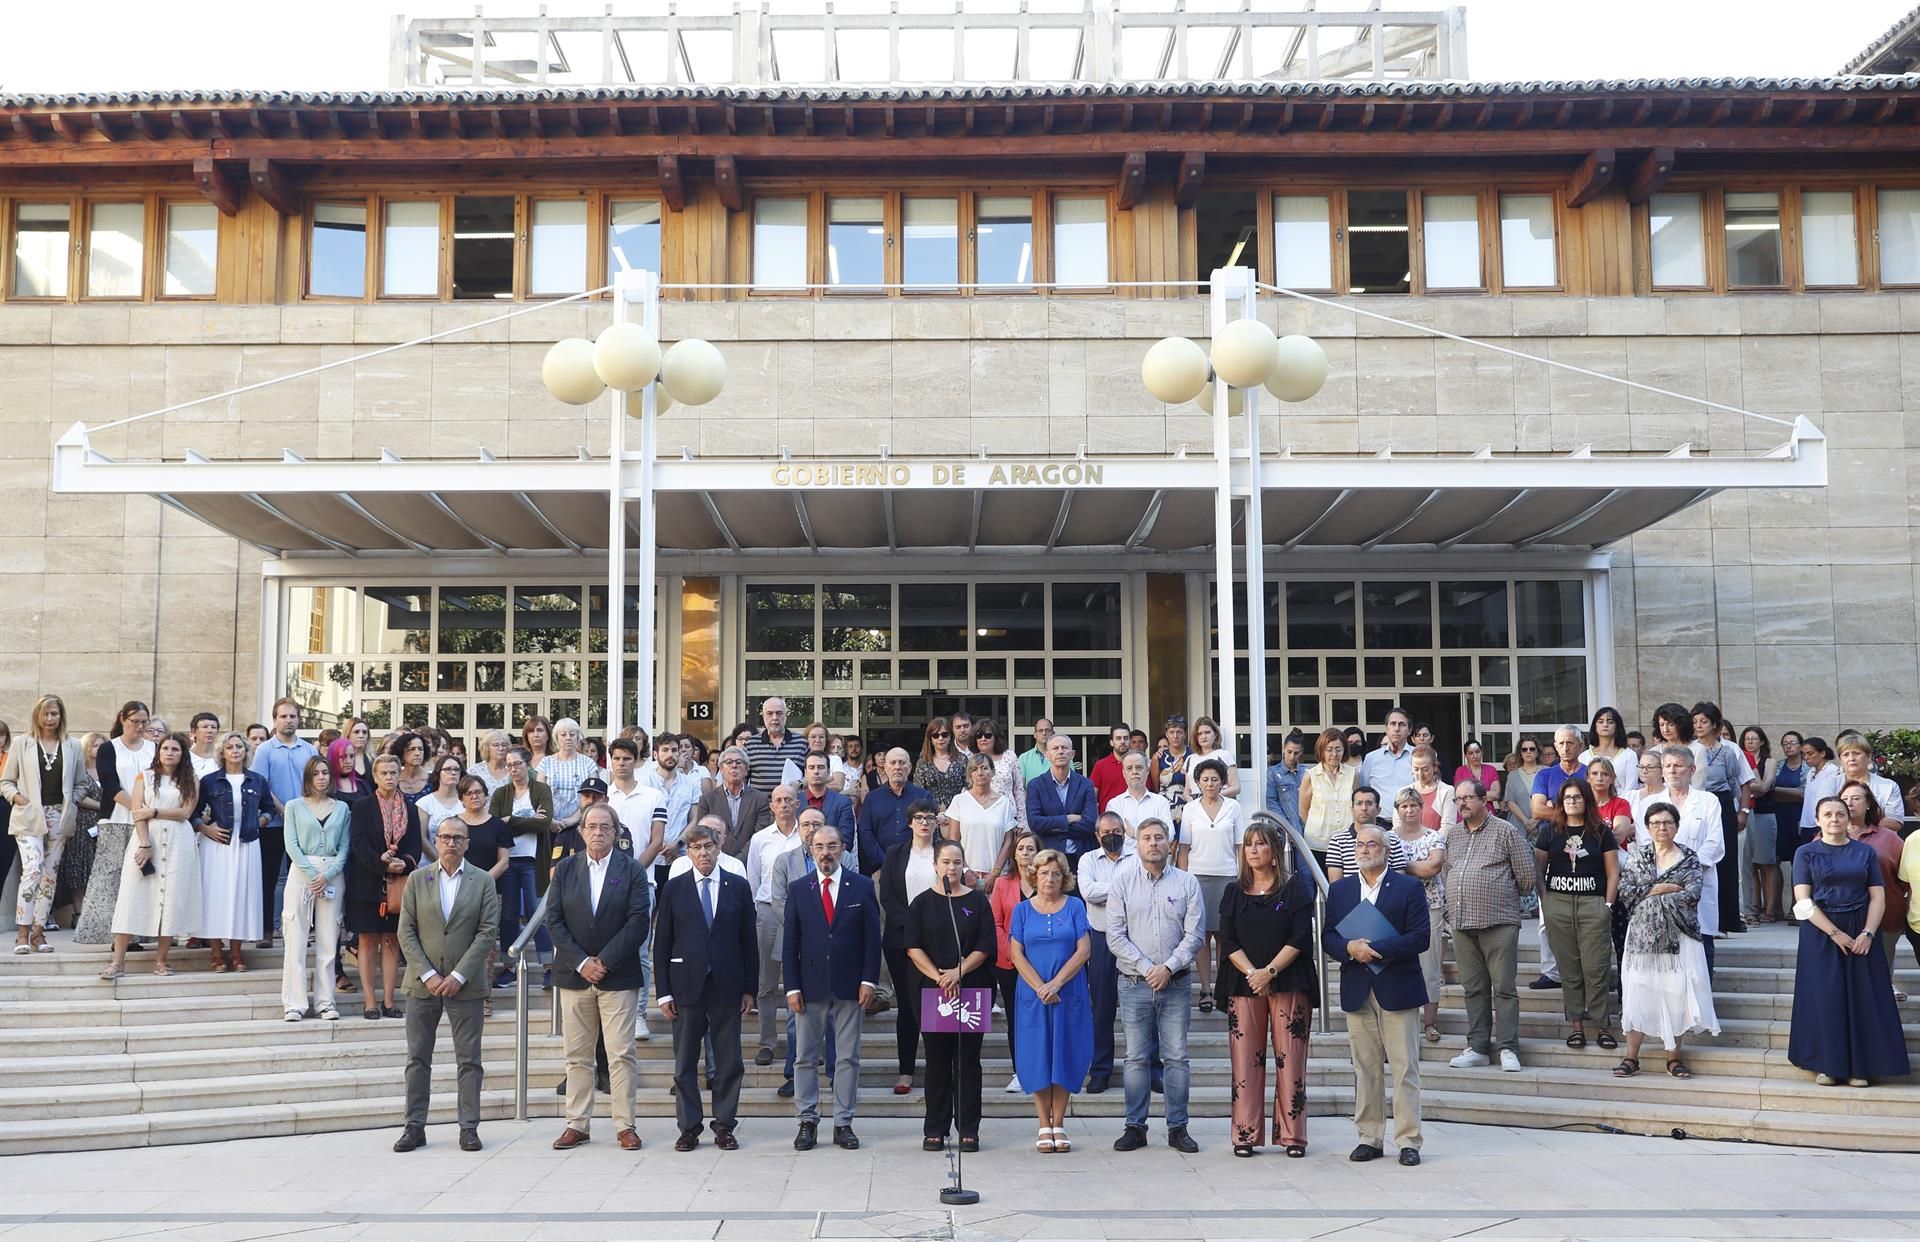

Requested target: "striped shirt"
[
  {"left": 538, "top": 753, "right": 599, "bottom": 824},
  {"left": 743, "top": 730, "right": 809, "bottom": 794}
]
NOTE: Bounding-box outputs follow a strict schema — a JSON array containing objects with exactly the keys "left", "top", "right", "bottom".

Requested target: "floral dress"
[{"left": 59, "top": 769, "right": 103, "bottom": 900}]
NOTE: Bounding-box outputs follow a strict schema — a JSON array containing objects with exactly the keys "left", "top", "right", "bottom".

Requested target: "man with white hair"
[
  {"left": 854, "top": 748, "right": 928, "bottom": 877},
  {"left": 744, "top": 697, "right": 809, "bottom": 795},
  {"left": 693, "top": 747, "right": 771, "bottom": 863},
  {"left": 1634, "top": 745, "right": 1727, "bottom": 972}
]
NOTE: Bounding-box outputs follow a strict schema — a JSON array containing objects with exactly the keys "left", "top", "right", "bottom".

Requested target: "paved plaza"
[{"left": 2, "top": 1117, "right": 1916, "bottom": 1241}]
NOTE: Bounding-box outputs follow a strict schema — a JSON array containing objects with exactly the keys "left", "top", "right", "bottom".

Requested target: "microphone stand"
[{"left": 938, "top": 873, "right": 980, "bottom": 1207}]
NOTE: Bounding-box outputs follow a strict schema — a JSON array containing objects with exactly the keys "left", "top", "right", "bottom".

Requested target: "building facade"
[{"left": 2, "top": 40, "right": 1915, "bottom": 765}]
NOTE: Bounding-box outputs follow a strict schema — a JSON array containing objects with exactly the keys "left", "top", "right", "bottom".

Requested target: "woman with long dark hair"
[
  {"left": 913, "top": 717, "right": 967, "bottom": 812},
  {"left": 346, "top": 753, "right": 421, "bottom": 1019},
  {"left": 102, "top": 733, "right": 201, "bottom": 979},
  {"left": 989, "top": 829, "right": 1041, "bottom": 1095},
  {"left": 76, "top": 702, "right": 154, "bottom": 946},
  {"left": 905, "top": 839, "right": 996, "bottom": 1152},
  {"left": 1534, "top": 777, "right": 1618, "bottom": 1050},
  {"left": 1741, "top": 726, "right": 1782, "bottom": 924},
  {"left": 1582, "top": 707, "right": 1637, "bottom": 793}
]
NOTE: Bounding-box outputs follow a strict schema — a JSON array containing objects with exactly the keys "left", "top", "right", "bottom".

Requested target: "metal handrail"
[
  {"left": 1246, "top": 811, "right": 1333, "bottom": 1033},
  {"left": 510, "top": 890, "right": 553, "bottom": 1122}
]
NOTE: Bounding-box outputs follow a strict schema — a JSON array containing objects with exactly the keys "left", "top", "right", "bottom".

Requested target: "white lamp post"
[{"left": 542, "top": 277, "right": 726, "bottom": 736}]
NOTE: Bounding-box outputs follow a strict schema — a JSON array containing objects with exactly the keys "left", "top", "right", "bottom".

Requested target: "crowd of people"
[{"left": 0, "top": 693, "right": 1914, "bottom": 1162}]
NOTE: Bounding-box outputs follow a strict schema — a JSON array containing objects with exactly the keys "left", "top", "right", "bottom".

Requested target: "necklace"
[{"left": 38, "top": 741, "right": 59, "bottom": 773}]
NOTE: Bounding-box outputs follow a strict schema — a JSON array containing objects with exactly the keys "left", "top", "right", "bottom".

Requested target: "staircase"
[{"left": 1, "top": 925, "right": 1914, "bottom": 1155}]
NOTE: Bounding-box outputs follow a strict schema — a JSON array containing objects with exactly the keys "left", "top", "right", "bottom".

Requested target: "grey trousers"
[
  {"left": 755, "top": 900, "right": 782, "bottom": 1051},
  {"left": 404, "top": 992, "right": 485, "bottom": 1129},
  {"left": 794, "top": 996, "right": 864, "bottom": 1127},
  {"left": 1453, "top": 922, "right": 1521, "bottom": 1056}
]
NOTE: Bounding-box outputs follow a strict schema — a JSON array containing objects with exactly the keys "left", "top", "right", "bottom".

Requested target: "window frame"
[
  {"left": 1719, "top": 185, "right": 1790, "bottom": 293},
  {"left": 81, "top": 198, "right": 150, "bottom": 302},
  {"left": 376, "top": 195, "right": 447, "bottom": 301},
  {"left": 3, "top": 195, "right": 80, "bottom": 303},
  {"left": 157, "top": 198, "right": 221, "bottom": 301},
  {"left": 1492, "top": 191, "right": 1566, "bottom": 293},
  {"left": 1636, "top": 179, "right": 1906, "bottom": 294}
]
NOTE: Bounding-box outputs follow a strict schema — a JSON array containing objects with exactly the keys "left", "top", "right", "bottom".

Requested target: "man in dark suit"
[
  {"left": 394, "top": 819, "right": 501, "bottom": 1154},
  {"left": 1321, "top": 824, "right": 1430, "bottom": 1167},
  {"left": 694, "top": 747, "right": 772, "bottom": 863},
  {"left": 1026, "top": 733, "right": 1100, "bottom": 860},
  {"left": 655, "top": 822, "right": 757, "bottom": 1152},
  {"left": 855, "top": 748, "right": 928, "bottom": 876},
  {"left": 546, "top": 803, "right": 651, "bottom": 1152},
  {"left": 783, "top": 821, "right": 883, "bottom": 1152}
]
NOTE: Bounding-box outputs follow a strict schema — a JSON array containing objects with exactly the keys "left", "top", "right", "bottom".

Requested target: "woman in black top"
[
  {"left": 1215, "top": 820, "right": 1318, "bottom": 1158},
  {"left": 449, "top": 775, "right": 510, "bottom": 1017},
  {"left": 906, "top": 839, "right": 998, "bottom": 1152},
  {"left": 1533, "top": 777, "right": 1619, "bottom": 1051},
  {"left": 346, "top": 755, "right": 421, "bottom": 1020}
]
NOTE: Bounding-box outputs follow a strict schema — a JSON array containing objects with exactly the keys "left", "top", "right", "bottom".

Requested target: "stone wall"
[{"left": 0, "top": 294, "right": 1914, "bottom": 738}]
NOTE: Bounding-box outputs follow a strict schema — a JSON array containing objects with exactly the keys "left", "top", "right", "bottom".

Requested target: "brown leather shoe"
[
  {"left": 713, "top": 1128, "right": 739, "bottom": 1151},
  {"left": 616, "top": 1128, "right": 643, "bottom": 1151},
  {"left": 551, "top": 1127, "right": 591, "bottom": 1150}
]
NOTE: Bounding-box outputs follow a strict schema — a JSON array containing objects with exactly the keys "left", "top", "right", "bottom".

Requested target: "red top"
[
  {"left": 1090, "top": 753, "right": 1129, "bottom": 815},
  {"left": 1856, "top": 825, "right": 1908, "bottom": 933},
  {"left": 1596, "top": 796, "right": 1635, "bottom": 849},
  {"left": 990, "top": 873, "right": 1029, "bottom": 969}
]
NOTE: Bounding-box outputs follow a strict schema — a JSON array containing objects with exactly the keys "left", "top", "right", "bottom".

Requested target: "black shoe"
[
  {"left": 1150, "top": 1074, "right": 1165, "bottom": 1095},
  {"left": 1398, "top": 1148, "right": 1421, "bottom": 1166},
  {"left": 381, "top": 1005, "right": 402, "bottom": 1019},
  {"left": 1086, "top": 1074, "right": 1110, "bottom": 1094},
  {"left": 1349, "top": 1143, "right": 1385, "bottom": 1162},
  {"left": 459, "top": 1128, "right": 482, "bottom": 1152},
  {"left": 555, "top": 1079, "right": 566, "bottom": 1096},
  {"left": 834, "top": 1126, "right": 860, "bottom": 1150},
  {"left": 1114, "top": 1125, "right": 1148, "bottom": 1152},
  {"left": 1167, "top": 1126, "right": 1198, "bottom": 1154},
  {"left": 493, "top": 971, "right": 516, "bottom": 989},
  {"left": 778, "top": 1078, "right": 795, "bottom": 1098},
  {"left": 392, "top": 1126, "right": 426, "bottom": 1153},
  {"left": 595, "top": 1069, "right": 611, "bottom": 1095},
  {"left": 675, "top": 1130, "right": 701, "bottom": 1152},
  {"left": 923, "top": 1136, "right": 946, "bottom": 1152},
  {"left": 1527, "top": 976, "right": 1562, "bottom": 990},
  {"left": 755, "top": 1046, "right": 775, "bottom": 1066},
  {"left": 794, "top": 1121, "right": 817, "bottom": 1151}
]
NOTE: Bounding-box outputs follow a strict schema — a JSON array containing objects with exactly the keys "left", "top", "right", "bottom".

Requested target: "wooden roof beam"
[
  {"left": 1564, "top": 147, "right": 1618, "bottom": 208},
  {"left": 10, "top": 115, "right": 41, "bottom": 142},
  {"left": 1625, "top": 147, "right": 1675, "bottom": 204},
  {"left": 170, "top": 109, "right": 201, "bottom": 138},
  {"left": 1787, "top": 99, "right": 1819, "bottom": 126},
  {"left": 712, "top": 154, "right": 743, "bottom": 213},
  {"left": 658, "top": 154, "right": 685, "bottom": 212},
  {"left": 1550, "top": 101, "right": 1574, "bottom": 128},
  {"left": 1175, "top": 151, "right": 1205, "bottom": 208},
  {"left": 89, "top": 112, "right": 122, "bottom": 140},
  {"left": 48, "top": 113, "right": 79, "bottom": 141},
  {"left": 247, "top": 157, "right": 301, "bottom": 217},
  {"left": 1705, "top": 99, "right": 1733, "bottom": 127},
  {"left": 1117, "top": 151, "right": 1148, "bottom": 211},
  {"left": 193, "top": 156, "right": 246, "bottom": 217}
]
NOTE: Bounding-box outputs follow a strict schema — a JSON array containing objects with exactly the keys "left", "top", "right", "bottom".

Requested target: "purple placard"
[{"left": 920, "top": 986, "right": 994, "bottom": 1034}]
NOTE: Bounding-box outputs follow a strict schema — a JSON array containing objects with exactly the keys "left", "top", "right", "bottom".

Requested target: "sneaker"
[
  {"left": 1004, "top": 1076, "right": 1025, "bottom": 1095},
  {"left": 493, "top": 971, "right": 516, "bottom": 990},
  {"left": 633, "top": 1012, "right": 652, "bottom": 1042},
  {"left": 1499, "top": 1049, "right": 1523, "bottom": 1072},
  {"left": 283, "top": 1010, "right": 303, "bottom": 1023},
  {"left": 1449, "top": 1050, "right": 1491, "bottom": 1069},
  {"left": 317, "top": 1007, "right": 340, "bottom": 1022}
]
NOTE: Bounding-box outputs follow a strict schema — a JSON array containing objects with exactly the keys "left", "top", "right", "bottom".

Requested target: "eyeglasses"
[
  {"left": 911, "top": 814, "right": 938, "bottom": 823},
  {"left": 930, "top": 731, "right": 950, "bottom": 738}
]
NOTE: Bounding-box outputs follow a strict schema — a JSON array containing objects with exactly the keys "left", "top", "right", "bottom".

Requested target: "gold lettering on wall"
[{"left": 768, "top": 461, "right": 1105, "bottom": 489}]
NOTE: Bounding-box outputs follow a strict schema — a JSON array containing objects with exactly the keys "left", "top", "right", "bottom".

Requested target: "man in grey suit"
[
  {"left": 394, "top": 818, "right": 501, "bottom": 1153},
  {"left": 693, "top": 747, "right": 773, "bottom": 862}
]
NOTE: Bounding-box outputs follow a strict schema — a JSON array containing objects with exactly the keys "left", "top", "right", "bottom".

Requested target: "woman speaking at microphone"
[{"left": 906, "top": 839, "right": 997, "bottom": 1153}]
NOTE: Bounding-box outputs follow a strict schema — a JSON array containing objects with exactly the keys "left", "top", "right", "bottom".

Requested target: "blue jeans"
[
  {"left": 496, "top": 858, "right": 548, "bottom": 965},
  {"left": 1120, "top": 972, "right": 1191, "bottom": 1130}
]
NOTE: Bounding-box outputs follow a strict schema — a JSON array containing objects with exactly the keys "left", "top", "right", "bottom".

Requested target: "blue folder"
[{"left": 1334, "top": 897, "right": 1399, "bottom": 975}]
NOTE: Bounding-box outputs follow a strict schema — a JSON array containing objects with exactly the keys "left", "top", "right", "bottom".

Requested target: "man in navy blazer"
[
  {"left": 1321, "top": 823, "right": 1429, "bottom": 1166},
  {"left": 1026, "top": 733, "right": 1099, "bottom": 859},
  {"left": 782, "top": 822, "right": 883, "bottom": 1152},
  {"left": 655, "top": 822, "right": 757, "bottom": 1151},
  {"left": 855, "top": 748, "right": 928, "bottom": 875}
]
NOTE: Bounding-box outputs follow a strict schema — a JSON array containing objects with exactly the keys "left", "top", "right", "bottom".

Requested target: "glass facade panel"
[
  {"left": 607, "top": 199, "right": 662, "bottom": 281},
  {"left": 827, "top": 196, "right": 885, "bottom": 289},
  {"left": 362, "top": 587, "right": 432, "bottom": 654},
  {"left": 1272, "top": 194, "right": 1333, "bottom": 290},
  {"left": 975, "top": 583, "right": 1045, "bottom": 651},
  {"left": 382, "top": 200, "right": 440, "bottom": 296},
  {"left": 823, "top": 585, "right": 890, "bottom": 651},
  {"left": 976, "top": 195, "right": 1034, "bottom": 288},
  {"left": 902, "top": 197, "right": 959, "bottom": 288},
  {"left": 1287, "top": 582, "right": 1356, "bottom": 650},
  {"left": 163, "top": 202, "right": 218, "bottom": 296},
  {"left": 1801, "top": 190, "right": 1859, "bottom": 286},
  {"left": 900, "top": 583, "right": 967, "bottom": 652},
  {"left": 86, "top": 202, "right": 145, "bottom": 298},
  {"left": 745, "top": 585, "right": 816, "bottom": 652},
  {"left": 1518, "top": 655, "right": 1588, "bottom": 724},
  {"left": 1723, "top": 191, "right": 1783, "bottom": 288},
  {"left": 288, "top": 587, "right": 355, "bottom": 655},
  {"left": 1421, "top": 193, "right": 1481, "bottom": 289},
  {"left": 513, "top": 587, "right": 583, "bottom": 653},
  {"left": 1051, "top": 582, "right": 1121, "bottom": 651},
  {"left": 438, "top": 587, "right": 508, "bottom": 654},
  {"left": 1878, "top": 188, "right": 1920, "bottom": 285},
  {"left": 1362, "top": 581, "right": 1432, "bottom": 649},
  {"left": 528, "top": 199, "right": 587, "bottom": 295},
  {"left": 753, "top": 197, "right": 808, "bottom": 289},
  {"left": 1498, "top": 193, "right": 1556, "bottom": 288},
  {"left": 1347, "top": 190, "right": 1410, "bottom": 293},
  {"left": 452, "top": 195, "right": 514, "bottom": 299},
  {"left": 310, "top": 202, "right": 367, "bottom": 298},
  {"left": 1649, "top": 192, "right": 1706, "bottom": 287},
  {"left": 1515, "top": 580, "right": 1584, "bottom": 649},
  {"left": 1439, "top": 581, "right": 1508, "bottom": 648},
  {"left": 12, "top": 202, "right": 70, "bottom": 298},
  {"left": 1052, "top": 196, "right": 1108, "bottom": 286}
]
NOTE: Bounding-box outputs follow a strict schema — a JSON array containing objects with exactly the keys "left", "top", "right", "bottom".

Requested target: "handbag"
[{"left": 381, "top": 872, "right": 409, "bottom": 919}]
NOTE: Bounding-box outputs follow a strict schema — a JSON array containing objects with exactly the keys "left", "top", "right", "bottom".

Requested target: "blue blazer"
[
  {"left": 1025, "top": 771, "right": 1100, "bottom": 859},
  {"left": 782, "top": 867, "right": 884, "bottom": 1004},
  {"left": 653, "top": 867, "right": 758, "bottom": 1009},
  {"left": 546, "top": 848, "right": 651, "bottom": 992},
  {"left": 856, "top": 781, "right": 930, "bottom": 875},
  {"left": 807, "top": 789, "right": 858, "bottom": 867},
  {"left": 1320, "top": 870, "right": 1431, "bottom": 1014},
  {"left": 197, "top": 769, "right": 272, "bottom": 844}
]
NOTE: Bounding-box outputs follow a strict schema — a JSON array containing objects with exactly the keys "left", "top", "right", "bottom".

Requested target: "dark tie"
[
  {"left": 821, "top": 875, "right": 835, "bottom": 926},
  {"left": 700, "top": 875, "right": 715, "bottom": 927}
]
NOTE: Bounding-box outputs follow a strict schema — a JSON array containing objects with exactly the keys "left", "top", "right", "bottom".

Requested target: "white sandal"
[
  {"left": 1035, "top": 1127, "right": 1057, "bottom": 1154},
  {"left": 1050, "top": 1128, "right": 1071, "bottom": 1153}
]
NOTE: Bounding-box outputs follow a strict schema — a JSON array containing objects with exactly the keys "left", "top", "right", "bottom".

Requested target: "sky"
[{"left": 0, "top": 0, "right": 1905, "bottom": 93}]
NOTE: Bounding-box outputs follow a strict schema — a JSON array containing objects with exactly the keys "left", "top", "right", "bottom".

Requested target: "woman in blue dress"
[
  {"left": 1010, "top": 848, "right": 1094, "bottom": 1153},
  {"left": 1788, "top": 796, "right": 1910, "bottom": 1087}
]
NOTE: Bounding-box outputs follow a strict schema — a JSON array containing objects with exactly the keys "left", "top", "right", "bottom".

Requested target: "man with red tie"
[{"left": 783, "top": 822, "right": 883, "bottom": 1152}]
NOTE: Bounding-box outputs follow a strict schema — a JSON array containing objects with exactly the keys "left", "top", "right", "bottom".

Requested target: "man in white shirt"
[
  {"left": 1107, "top": 752, "right": 1172, "bottom": 835},
  {"left": 1076, "top": 811, "right": 1138, "bottom": 1094},
  {"left": 1634, "top": 745, "right": 1727, "bottom": 972},
  {"left": 670, "top": 816, "right": 749, "bottom": 881},
  {"left": 1358, "top": 708, "right": 1415, "bottom": 807},
  {"left": 746, "top": 786, "right": 806, "bottom": 1068},
  {"left": 637, "top": 734, "right": 701, "bottom": 877},
  {"left": 602, "top": 751, "right": 668, "bottom": 1040}
]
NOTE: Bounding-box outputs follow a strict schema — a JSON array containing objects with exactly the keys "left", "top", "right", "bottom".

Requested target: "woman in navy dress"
[
  {"left": 1788, "top": 796, "right": 1910, "bottom": 1086},
  {"left": 1010, "top": 848, "right": 1094, "bottom": 1153}
]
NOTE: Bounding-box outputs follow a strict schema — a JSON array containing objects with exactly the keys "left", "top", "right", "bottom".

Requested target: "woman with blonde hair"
[
  {"left": 1184, "top": 716, "right": 1240, "bottom": 800},
  {"left": 468, "top": 728, "right": 513, "bottom": 796},
  {"left": 1009, "top": 848, "right": 1094, "bottom": 1152},
  {"left": 1, "top": 694, "right": 85, "bottom": 954},
  {"left": 1297, "top": 729, "right": 1354, "bottom": 872},
  {"left": 194, "top": 731, "right": 269, "bottom": 971}
]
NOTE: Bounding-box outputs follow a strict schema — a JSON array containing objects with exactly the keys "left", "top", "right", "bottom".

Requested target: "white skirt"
[
  {"left": 1620, "top": 937, "right": 1720, "bottom": 1049},
  {"left": 111, "top": 821, "right": 202, "bottom": 939},
  {"left": 196, "top": 836, "right": 264, "bottom": 941}
]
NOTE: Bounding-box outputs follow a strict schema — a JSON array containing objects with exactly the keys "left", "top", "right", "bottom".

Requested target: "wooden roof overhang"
[{"left": 4, "top": 79, "right": 1920, "bottom": 212}]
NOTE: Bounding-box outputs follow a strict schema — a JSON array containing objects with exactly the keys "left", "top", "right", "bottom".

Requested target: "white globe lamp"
[
  {"left": 1195, "top": 381, "right": 1244, "bottom": 417},
  {"left": 1264, "top": 334, "right": 1329, "bottom": 403},
  {"left": 593, "top": 322, "right": 661, "bottom": 391},
  {"left": 661, "top": 338, "right": 727, "bottom": 406},
  {"left": 1140, "top": 336, "right": 1211, "bottom": 406},
  {"left": 1210, "top": 318, "right": 1278, "bottom": 389},
  {"left": 542, "top": 338, "right": 605, "bottom": 406}
]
